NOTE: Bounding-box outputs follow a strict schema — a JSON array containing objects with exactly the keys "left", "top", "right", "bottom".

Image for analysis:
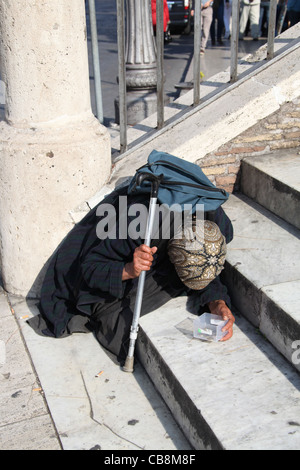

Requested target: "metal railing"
[{"left": 88, "top": 0, "right": 287, "bottom": 155}]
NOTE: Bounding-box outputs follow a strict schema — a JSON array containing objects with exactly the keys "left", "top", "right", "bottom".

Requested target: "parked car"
[{"left": 167, "top": 0, "right": 193, "bottom": 35}]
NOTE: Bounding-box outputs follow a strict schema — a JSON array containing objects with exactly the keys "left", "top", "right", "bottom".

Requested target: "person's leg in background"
[
  {"left": 201, "top": 5, "right": 214, "bottom": 53},
  {"left": 249, "top": 1, "right": 261, "bottom": 39},
  {"left": 239, "top": 1, "right": 251, "bottom": 38},
  {"left": 217, "top": 0, "right": 225, "bottom": 43},
  {"left": 224, "top": 0, "right": 232, "bottom": 39}
]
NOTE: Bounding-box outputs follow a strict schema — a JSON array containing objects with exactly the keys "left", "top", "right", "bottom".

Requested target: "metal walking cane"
[{"left": 123, "top": 173, "right": 163, "bottom": 373}]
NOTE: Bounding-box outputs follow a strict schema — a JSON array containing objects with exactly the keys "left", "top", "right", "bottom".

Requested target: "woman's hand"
[
  {"left": 208, "top": 299, "right": 235, "bottom": 341},
  {"left": 122, "top": 245, "right": 158, "bottom": 281}
]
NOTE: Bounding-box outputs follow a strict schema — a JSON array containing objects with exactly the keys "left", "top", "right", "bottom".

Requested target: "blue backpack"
[{"left": 128, "top": 150, "right": 229, "bottom": 212}]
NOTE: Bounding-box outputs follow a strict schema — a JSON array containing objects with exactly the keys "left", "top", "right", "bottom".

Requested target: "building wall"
[{"left": 199, "top": 96, "right": 300, "bottom": 193}]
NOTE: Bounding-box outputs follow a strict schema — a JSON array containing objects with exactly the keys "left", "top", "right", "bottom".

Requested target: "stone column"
[
  {"left": 115, "top": 0, "right": 158, "bottom": 125},
  {"left": 0, "top": 0, "right": 111, "bottom": 296}
]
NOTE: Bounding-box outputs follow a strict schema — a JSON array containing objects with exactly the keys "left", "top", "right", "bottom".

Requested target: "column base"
[
  {"left": 115, "top": 89, "right": 165, "bottom": 126},
  {"left": 0, "top": 113, "right": 111, "bottom": 297}
]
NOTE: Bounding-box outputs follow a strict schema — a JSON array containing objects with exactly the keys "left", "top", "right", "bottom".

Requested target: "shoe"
[
  {"left": 164, "top": 31, "right": 172, "bottom": 43},
  {"left": 200, "top": 48, "right": 205, "bottom": 55},
  {"left": 217, "top": 39, "right": 224, "bottom": 45},
  {"left": 211, "top": 40, "right": 216, "bottom": 46}
]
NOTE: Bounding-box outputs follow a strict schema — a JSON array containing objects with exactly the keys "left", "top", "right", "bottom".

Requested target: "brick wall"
[{"left": 197, "top": 96, "right": 300, "bottom": 193}]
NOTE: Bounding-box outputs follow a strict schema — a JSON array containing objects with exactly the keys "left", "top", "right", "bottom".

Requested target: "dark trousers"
[
  {"left": 210, "top": 3, "right": 225, "bottom": 43},
  {"left": 91, "top": 271, "right": 186, "bottom": 363}
]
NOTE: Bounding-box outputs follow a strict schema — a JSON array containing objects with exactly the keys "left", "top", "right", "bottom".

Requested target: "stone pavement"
[
  {"left": 0, "top": 286, "right": 191, "bottom": 451},
  {"left": 0, "top": 287, "right": 61, "bottom": 450}
]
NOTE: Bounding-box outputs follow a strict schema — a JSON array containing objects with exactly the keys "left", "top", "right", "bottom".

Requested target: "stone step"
[
  {"left": 137, "top": 296, "right": 300, "bottom": 450},
  {"left": 136, "top": 153, "right": 300, "bottom": 450},
  {"left": 222, "top": 193, "right": 300, "bottom": 371},
  {"left": 240, "top": 150, "right": 300, "bottom": 230},
  {"left": 136, "top": 190, "right": 300, "bottom": 450}
]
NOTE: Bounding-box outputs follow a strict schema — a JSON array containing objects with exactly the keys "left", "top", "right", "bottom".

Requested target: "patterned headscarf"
[{"left": 167, "top": 220, "right": 227, "bottom": 290}]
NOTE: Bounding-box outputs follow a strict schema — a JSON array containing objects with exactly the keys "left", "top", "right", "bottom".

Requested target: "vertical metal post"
[
  {"left": 156, "top": 0, "right": 164, "bottom": 129},
  {"left": 193, "top": 0, "right": 201, "bottom": 106},
  {"left": 230, "top": 0, "right": 240, "bottom": 83},
  {"left": 88, "top": 0, "right": 104, "bottom": 123},
  {"left": 267, "top": 0, "right": 277, "bottom": 60},
  {"left": 116, "top": 0, "right": 127, "bottom": 154}
]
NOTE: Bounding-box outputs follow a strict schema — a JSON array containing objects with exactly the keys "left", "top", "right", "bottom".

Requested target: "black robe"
[{"left": 28, "top": 185, "right": 233, "bottom": 362}]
